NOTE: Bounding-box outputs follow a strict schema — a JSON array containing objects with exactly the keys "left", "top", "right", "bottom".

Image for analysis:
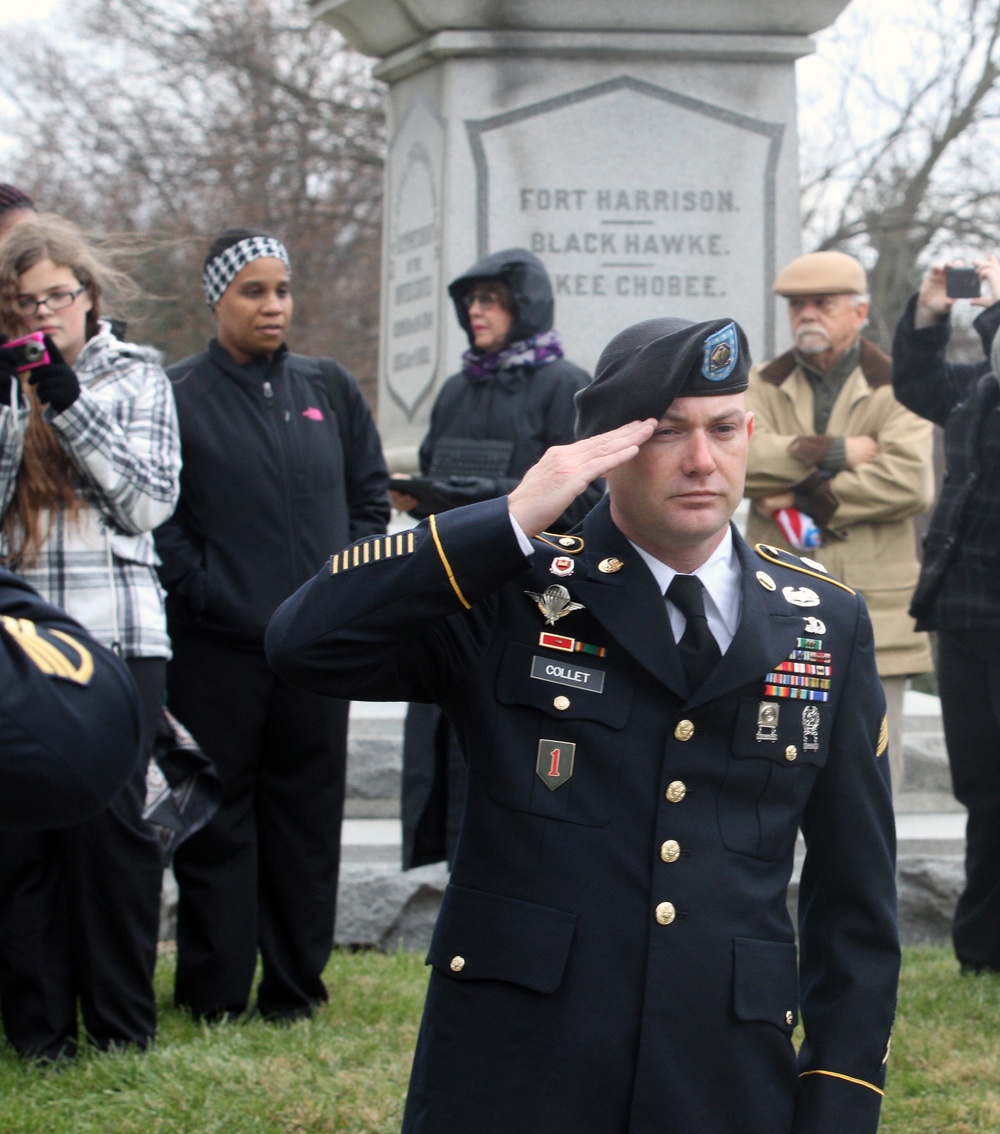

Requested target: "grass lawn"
[
  {"left": 0, "top": 944, "right": 997, "bottom": 1132},
  {"left": 0, "top": 946, "right": 427, "bottom": 1133}
]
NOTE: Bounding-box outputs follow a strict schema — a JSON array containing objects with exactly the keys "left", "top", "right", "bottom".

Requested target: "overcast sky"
[
  {"left": 0, "top": 0, "right": 929, "bottom": 174},
  {"left": 0, "top": 0, "right": 54, "bottom": 21}
]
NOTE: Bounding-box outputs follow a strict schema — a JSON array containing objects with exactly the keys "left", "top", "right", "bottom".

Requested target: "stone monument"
[{"left": 308, "top": 0, "right": 851, "bottom": 464}]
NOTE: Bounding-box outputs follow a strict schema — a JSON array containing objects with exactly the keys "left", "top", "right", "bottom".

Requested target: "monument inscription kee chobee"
[
  {"left": 520, "top": 184, "right": 736, "bottom": 301},
  {"left": 466, "top": 77, "right": 784, "bottom": 374}
]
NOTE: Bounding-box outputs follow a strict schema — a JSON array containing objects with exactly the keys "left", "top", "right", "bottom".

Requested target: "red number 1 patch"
[{"left": 536, "top": 739, "right": 576, "bottom": 791}]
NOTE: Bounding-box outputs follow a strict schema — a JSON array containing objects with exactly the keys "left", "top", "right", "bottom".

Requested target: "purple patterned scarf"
[{"left": 461, "top": 329, "right": 564, "bottom": 382}]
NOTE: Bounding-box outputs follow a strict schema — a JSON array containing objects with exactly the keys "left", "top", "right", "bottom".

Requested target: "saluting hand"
[{"left": 508, "top": 419, "right": 657, "bottom": 538}]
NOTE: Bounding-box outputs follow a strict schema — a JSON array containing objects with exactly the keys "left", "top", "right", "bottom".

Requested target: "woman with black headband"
[{"left": 155, "top": 228, "right": 389, "bottom": 1023}]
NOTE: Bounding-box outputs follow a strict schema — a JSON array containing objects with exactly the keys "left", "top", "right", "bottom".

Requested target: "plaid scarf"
[{"left": 461, "top": 329, "right": 564, "bottom": 383}]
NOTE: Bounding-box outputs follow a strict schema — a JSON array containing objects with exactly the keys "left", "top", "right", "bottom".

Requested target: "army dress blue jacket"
[
  {"left": 266, "top": 496, "right": 899, "bottom": 1134},
  {"left": 0, "top": 567, "right": 141, "bottom": 830}
]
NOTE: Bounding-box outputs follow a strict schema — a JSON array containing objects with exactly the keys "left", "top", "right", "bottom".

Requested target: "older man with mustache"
[{"left": 744, "top": 251, "right": 933, "bottom": 792}]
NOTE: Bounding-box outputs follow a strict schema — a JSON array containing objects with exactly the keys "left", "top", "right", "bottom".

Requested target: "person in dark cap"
[
  {"left": 0, "top": 185, "right": 35, "bottom": 236},
  {"left": 267, "top": 316, "right": 899, "bottom": 1134},
  {"left": 744, "top": 250, "right": 933, "bottom": 793}
]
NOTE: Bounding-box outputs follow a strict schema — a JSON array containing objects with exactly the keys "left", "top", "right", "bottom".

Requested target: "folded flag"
[{"left": 774, "top": 507, "right": 821, "bottom": 551}]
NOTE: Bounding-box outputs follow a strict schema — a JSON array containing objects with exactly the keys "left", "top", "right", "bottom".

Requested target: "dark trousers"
[
  {"left": 938, "top": 629, "right": 1000, "bottom": 967},
  {"left": 166, "top": 624, "right": 348, "bottom": 1020},
  {"left": 402, "top": 703, "right": 466, "bottom": 870},
  {"left": 0, "top": 657, "right": 164, "bottom": 1059}
]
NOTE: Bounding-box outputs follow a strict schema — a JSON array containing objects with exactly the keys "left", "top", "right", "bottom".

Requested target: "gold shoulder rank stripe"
[
  {"left": 753, "top": 544, "right": 856, "bottom": 595},
  {"left": 535, "top": 532, "right": 585, "bottom": 555},
  {"left": 429, "top": 513, "right": 471, "bottom": 610},
  {"left": 876, "top": 714, "right": 888, "bottom": 758},
  {"left": 331, "top": 532, "right": 415, "bottom": 575},
  {"left": 799, "top": 1069, "right": 884, "bottom": 1097},
  {"left": 1, "top": 615, "right": 94, "bottom": 685}
]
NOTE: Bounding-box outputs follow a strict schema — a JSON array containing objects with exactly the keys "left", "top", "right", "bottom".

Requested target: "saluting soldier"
[{"left": 266, "top": 317, "right": 899, "bottom": 1134}]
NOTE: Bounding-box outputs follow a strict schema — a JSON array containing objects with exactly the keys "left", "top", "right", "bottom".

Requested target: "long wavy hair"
[{"left": 0, "top": 216, "right": 133, "bottom": 567}]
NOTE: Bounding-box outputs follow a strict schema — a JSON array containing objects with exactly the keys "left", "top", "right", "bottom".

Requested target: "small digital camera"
[
  {"left": 945, "top": 267, "right": 982, "bottom": 299},
  {"left": 4, "top": 332, "right": 50, "bottom": 373}
]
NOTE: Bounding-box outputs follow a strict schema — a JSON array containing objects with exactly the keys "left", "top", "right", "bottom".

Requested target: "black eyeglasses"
[
  {"left": 15, "top": 285, "right": 87, "bottom": 316},
  {"left": 462, "top": 290, "right": 502, "bottom": 311}
]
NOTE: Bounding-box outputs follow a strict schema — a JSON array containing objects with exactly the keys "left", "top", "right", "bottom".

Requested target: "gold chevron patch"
[{"left": 1, "top": 616, "right": 94, "bottom": 685}]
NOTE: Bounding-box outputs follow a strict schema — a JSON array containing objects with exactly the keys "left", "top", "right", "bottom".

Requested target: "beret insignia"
[{"left": 703, "top": 322, "right": 739, "bottom": 381}]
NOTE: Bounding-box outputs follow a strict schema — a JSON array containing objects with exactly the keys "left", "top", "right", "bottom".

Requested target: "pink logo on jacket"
[{"left": 302, "top": 407, "right": 324, "bottom": 421}]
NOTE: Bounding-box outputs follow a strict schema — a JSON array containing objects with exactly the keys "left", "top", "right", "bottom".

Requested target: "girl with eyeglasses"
[{"left": 0, "top": 214, "right": 181, "bottom": 1060}]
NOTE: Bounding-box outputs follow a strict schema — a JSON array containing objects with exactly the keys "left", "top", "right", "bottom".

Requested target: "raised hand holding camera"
[{"left": 28, "top": 336, "right": 81, "bottom": 413}]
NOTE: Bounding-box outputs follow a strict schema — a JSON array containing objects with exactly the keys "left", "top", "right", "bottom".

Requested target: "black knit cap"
[
  {"left": 575, "top": 316, "right": 751, "bottom": 439},
  {"left": 0, "top": 184, "right": 35, "bottom": 215}
]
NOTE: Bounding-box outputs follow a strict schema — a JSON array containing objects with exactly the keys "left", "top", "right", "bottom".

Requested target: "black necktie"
[{"left": 666, "top": 574, "right": 722, "bottom": 691}]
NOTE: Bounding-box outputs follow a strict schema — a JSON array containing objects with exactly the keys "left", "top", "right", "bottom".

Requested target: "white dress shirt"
[{"left": 630, "top": 527, "right": 742, "bottom": 653}]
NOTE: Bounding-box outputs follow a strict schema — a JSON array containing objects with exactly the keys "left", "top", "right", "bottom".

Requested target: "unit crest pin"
[{"left": 549, "top": 556, "right": 575, "bottom": 578}]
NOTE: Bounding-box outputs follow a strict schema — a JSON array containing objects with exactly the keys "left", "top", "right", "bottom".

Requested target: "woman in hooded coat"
[{"left": 389, "top": 247, "right": 598, "bottom": 869}]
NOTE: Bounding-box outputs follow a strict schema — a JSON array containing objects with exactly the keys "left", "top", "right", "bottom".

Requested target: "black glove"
[
  {"left": 0, "top": 338, "right": 16, "bottom": 406},
  {"left": 28, "top": 337, "right": 81, "bottom": 413},
  {"left": 433, "top": 475, "right": 500, "bottom": 505}
]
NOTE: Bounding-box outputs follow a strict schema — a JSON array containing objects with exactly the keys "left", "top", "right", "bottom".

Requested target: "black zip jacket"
[
  {"left": 155, "top": 339, "right": 389, "bottom": 646},
  {"left": 416, "top": 247, "right": 600, "bottom": 529},
  {"left": 891, "top": 295, "right": 1000, "bottom": 629}
]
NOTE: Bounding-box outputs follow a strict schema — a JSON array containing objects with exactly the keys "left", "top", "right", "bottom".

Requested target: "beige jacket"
[{"left": 744, "top": 340, "right": 934, "bottom": 676}]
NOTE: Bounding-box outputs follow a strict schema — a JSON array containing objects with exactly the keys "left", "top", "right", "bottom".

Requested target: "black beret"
[{"left": 575, "top": 316, "right": 751, "bottom": 438}]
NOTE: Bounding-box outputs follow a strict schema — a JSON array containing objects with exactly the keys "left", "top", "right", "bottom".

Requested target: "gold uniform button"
[
  {"left": 785, "top": 745, "right": 798, "bottom": 762},
  {"left": 660, "top": 839, "right": 681, "bottom": 863},
  {"left": 785, "top": 1010, "right": 794, "bottom": 1026},
  {"left": 450, "top": 956, "right": 465, "bottom": 972},
  {"left": 553, "top": 695, "right": 570, "bottom": 711},
  {"left": 665, "top": 780, "right": 687, "bottom": 803},
  {"left": 674, "top": 719, "right": 695, "bottom": 742},
  {"left": 655, "top": 902, "right": 676, "bottom": 925}
]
